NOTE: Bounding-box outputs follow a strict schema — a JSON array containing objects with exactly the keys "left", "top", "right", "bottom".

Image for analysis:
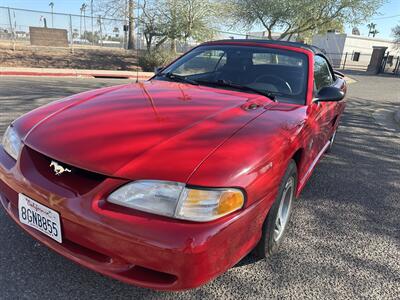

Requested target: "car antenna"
[{"left": 135, "top": 0, "right": 140, "bottom": 83}]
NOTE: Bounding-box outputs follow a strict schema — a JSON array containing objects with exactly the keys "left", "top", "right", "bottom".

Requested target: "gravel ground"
[{"left": 0, "top": 75, "right": 399, "bottom": 299}]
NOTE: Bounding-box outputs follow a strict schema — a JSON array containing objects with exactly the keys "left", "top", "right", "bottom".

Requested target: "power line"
[
  {"left": 0, "top": 5, "right": 126, "bottom": 22},
  {"left": 371, "top": 14, "right": 400, "bottom": 20}
]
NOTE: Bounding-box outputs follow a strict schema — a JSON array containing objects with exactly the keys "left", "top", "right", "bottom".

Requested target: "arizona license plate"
[{"left": 18, "top": 194, "right": 62, "bottom": 243}]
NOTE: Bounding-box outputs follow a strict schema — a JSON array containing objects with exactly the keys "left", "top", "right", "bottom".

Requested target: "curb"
[
  {"left": 0, "top": 69, "right": 154, "bottom": 80},
  {"left": 344, "top": 76, "right": 356, "bottom": 84},
  {"left": 1, "top": 69, "right": 356, "bottom": 84}
]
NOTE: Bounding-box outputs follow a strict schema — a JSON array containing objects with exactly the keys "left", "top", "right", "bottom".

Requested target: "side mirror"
[
  {"left": 314, "top": 86, "right": 345, "bottom": 102},
  {"left": 333, "top": 70, "right": 345, "bottom": 78}
]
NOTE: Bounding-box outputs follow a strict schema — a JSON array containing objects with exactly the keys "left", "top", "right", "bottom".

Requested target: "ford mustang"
[{"left": 0, "top": 40, "right": 346, "bottom": 290}]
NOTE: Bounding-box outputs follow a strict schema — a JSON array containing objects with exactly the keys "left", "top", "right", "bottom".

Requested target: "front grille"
[{"left": 20, "top": 146, "right": 106, "bottom": 196}]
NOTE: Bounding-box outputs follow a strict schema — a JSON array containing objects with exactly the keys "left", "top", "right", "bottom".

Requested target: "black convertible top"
[{"left": 205, "top": 39, "right": 324, "bottom": 55}]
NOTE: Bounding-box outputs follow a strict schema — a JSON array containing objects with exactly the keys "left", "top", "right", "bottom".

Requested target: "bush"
[{"left": 138, "top": 50, "right": 177, "bottom": 72}]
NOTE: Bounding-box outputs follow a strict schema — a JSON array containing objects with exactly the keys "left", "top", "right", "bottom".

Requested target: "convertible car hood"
[{"left": 23, "top": 80, "right": 270, "bottom": 181}]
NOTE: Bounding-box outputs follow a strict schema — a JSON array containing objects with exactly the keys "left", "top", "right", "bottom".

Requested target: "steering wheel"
[{"left": 254, "top": 74, "right": 293, "bottom": 94}]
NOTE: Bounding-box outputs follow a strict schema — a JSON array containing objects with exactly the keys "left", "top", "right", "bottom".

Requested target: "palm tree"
[
  {"left": 367, "top": 23, "right": 377, "bottom": 37},
  {"left": 81, "top": 3, "right": 88, "bottom": 39},
  {"left": 82, "top": 3, "right": 87, "bottom": 35},
  {"left": 49, "top": 2, "right": 54, "bottom": 27}
]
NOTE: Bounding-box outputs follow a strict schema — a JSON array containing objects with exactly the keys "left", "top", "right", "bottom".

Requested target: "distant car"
[{"left": 0, "top": 40, "right": 346, "bottom": 291}]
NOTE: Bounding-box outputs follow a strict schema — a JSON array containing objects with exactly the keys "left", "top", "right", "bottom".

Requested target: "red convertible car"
[{"left": 0, "top": 40, "right": 346, "bottom": 290}]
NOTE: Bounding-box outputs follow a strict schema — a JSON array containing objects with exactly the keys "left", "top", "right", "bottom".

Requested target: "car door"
[{"left": 311, "top": 55, "right": 337, "bottom": 153}]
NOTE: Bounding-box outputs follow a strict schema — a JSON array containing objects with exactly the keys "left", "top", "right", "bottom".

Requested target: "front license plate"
[{"left": 18, "top": 194, "right": 62, "bottom": 243}]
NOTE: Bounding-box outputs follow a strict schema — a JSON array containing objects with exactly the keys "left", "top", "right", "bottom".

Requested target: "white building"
[{"left": 312, "top": 32, "right": 400, "bottom": 70}]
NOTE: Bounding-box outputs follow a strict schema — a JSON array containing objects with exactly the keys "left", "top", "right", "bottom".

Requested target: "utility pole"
[
  {"left": 91, "top": 0, "right": 94, "bottom": 45},
  {"left": 83, "top": 4, "right": 87, "bottom": 36},
  {"left": 80, "top": 6, "right": 82, "bottom": 39},
  {"left": 7, "top": 7, "right": 15, "bottom": 50},
  {"left": 127, "top": 0, "right": 135, "bottom": 49},
  {"left": 98, "top": 15, "right": 103, "bottom": 46},
  {"left": 69, "top": 14, "right": 74, "bottom": 53},
  {"left": 49, "top": 2, "right": 54, "bottom": 27}
]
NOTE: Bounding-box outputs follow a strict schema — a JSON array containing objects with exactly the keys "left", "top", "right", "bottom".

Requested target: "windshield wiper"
[
  {"left": 160, "top": 72, "right": 199, "bottom": 86},
  {"left": 194, "top": 79, "right": 277, "bottom": 101}
]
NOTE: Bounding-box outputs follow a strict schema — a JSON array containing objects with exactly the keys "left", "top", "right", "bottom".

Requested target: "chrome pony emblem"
[{"left": 50, "top": 161, "right": 71, "bottom": 176}]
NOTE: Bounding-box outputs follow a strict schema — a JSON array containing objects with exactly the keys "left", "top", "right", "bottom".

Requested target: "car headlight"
[
  {"left": 2, "top": 125, "right": 22, "bottom": 160},
  {"left": 107, "top": 180, "right": 244, "bottom": 222}
]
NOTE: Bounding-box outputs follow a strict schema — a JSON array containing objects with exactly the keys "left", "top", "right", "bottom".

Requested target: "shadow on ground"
[{"left": 0, "top": 76, "right": 399, "bottom": 299}]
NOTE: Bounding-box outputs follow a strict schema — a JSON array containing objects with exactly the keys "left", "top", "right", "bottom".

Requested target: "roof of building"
[{"left": 205, "top": 39, "right": 324, "bottom": 55}]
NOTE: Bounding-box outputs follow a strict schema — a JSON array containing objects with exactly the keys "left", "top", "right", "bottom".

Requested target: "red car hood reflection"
[{"left": 24, "top": 80, "right": 271, "bottom": 181}]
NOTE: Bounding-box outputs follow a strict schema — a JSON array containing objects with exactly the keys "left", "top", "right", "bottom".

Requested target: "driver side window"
[{"left": 314, "top": 56, "right": 333, "bottom": 92}]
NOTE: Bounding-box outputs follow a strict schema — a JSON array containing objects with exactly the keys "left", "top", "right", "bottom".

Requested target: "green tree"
[
  {"left": 159, "top": 0, "right": 218, "bottom": 52},
  {"left": 393, "top": 24, "right": 400, "bottom": 46},
  {"left": 94, "top": 0, "right": 136, "bottom": 49},
  {"left": 82, "top": 30, "right": 100, "bottom": 44},
  {"left": 140, "top": 0, "right": 219, "bottom": 52},
  {"left": 140, "top": 0, "right": 165, "bottom": 51},
  {"left": 299, "top": 20, "right": 345, "bottom": 43},
  {"left": 227, "top": 0, "right": 385, "bottom": 40}
]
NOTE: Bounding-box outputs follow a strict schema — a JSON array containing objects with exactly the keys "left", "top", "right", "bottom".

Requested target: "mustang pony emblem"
[{"left": 50, "top": 161, "right": 72, "bottom": 176}]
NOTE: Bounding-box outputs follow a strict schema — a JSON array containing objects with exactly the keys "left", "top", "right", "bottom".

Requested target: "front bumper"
[{"left": 0, "top": 145, "right": 269, "bottom": 290}]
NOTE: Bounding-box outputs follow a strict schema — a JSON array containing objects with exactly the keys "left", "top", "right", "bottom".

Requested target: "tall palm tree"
[
  {"left": 49, "top": 2, "right": 54, "bottom": 27},
  {"left": 81, "top": 3, "right": 88, "bottom": 39},
  {"left": 367, "top": 23, "right": 377, "bottom": 37}
]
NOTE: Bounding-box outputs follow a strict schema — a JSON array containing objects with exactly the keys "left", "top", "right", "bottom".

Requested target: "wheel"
[
  {"left": 326, "top": 128, "right": 337, "bottom": 153},
  {"left": 254, "top": 160, "right": 297, "bottom": 258}
]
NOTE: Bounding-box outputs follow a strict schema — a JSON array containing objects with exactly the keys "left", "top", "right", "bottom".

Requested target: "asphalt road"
[{"left": 0, "top": 75, "right": 399, "bottom": 299}]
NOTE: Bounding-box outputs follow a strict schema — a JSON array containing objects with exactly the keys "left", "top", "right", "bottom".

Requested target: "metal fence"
[
  {"left": 382, "top": 52, "right": 400, "bottom": 75},
  {"left": 324, "top": 52, "right": 372, "bottom": 70},
  {"left": 0, "top": 6, "right": 129, "bottom": 49},
  {"left": 324, "top": 51, "right": 400, "bottom": 75},
  {"left": 0, "top": 6, "right": 259, "bottom": 52}
]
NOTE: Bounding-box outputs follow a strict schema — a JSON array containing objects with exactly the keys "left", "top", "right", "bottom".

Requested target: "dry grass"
[{"left": 0, "top": 40, "right": 142, "bottom": 71}]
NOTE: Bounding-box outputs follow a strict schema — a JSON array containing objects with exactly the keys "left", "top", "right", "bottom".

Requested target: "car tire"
[
  {"left": 326, "top": 128, "right": 337, "bottom": 153},
  {"left": 254, "top": 160, "right": 297, "bottom": 258}
]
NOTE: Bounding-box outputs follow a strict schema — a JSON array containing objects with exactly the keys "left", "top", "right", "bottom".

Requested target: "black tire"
[{"left": 254, "top": 160, "right": 297, "bottom": 258}]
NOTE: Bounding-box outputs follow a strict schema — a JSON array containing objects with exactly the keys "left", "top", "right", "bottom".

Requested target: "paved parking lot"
[{"left": 0, "top": 75, "right": 399, "bottom": 299}]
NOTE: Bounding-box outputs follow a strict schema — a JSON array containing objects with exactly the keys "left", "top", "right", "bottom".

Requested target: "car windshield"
[{"left": 156, "top": 45, "right": 308, "bottom": 104}]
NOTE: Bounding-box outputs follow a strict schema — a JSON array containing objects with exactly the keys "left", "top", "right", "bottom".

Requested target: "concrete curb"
[
  {"left": 0, "top": 67, "right": 154, "bottom": 80},
  {"left": 1, "top": 67, "right": 357, "bottom": 85},
  {"left": 344, "top": 76, "right": 357, "bottom": 84}
]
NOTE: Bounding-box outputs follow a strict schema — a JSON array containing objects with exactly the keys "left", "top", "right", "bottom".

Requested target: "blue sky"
[
  {"left": 345, "top": 0, "right": 400, "bottom": 39},
  {"left": 0, "top": 0, "right": 86, "bottom": 15},
  {"left": 1, "top": 0, "right": 399, "bottom": 40}
]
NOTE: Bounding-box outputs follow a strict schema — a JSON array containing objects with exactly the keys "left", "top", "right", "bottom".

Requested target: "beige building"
[{"left": 312, "top": 32, "right": 400, "bottom": 70}]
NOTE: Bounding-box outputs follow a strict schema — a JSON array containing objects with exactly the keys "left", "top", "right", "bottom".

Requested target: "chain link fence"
[
  {"left": 0, "top": 6, "right": 129, "bottom": 49},
  {"left": 0, "top": 6, "right": 259, "bottom": 52}
]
